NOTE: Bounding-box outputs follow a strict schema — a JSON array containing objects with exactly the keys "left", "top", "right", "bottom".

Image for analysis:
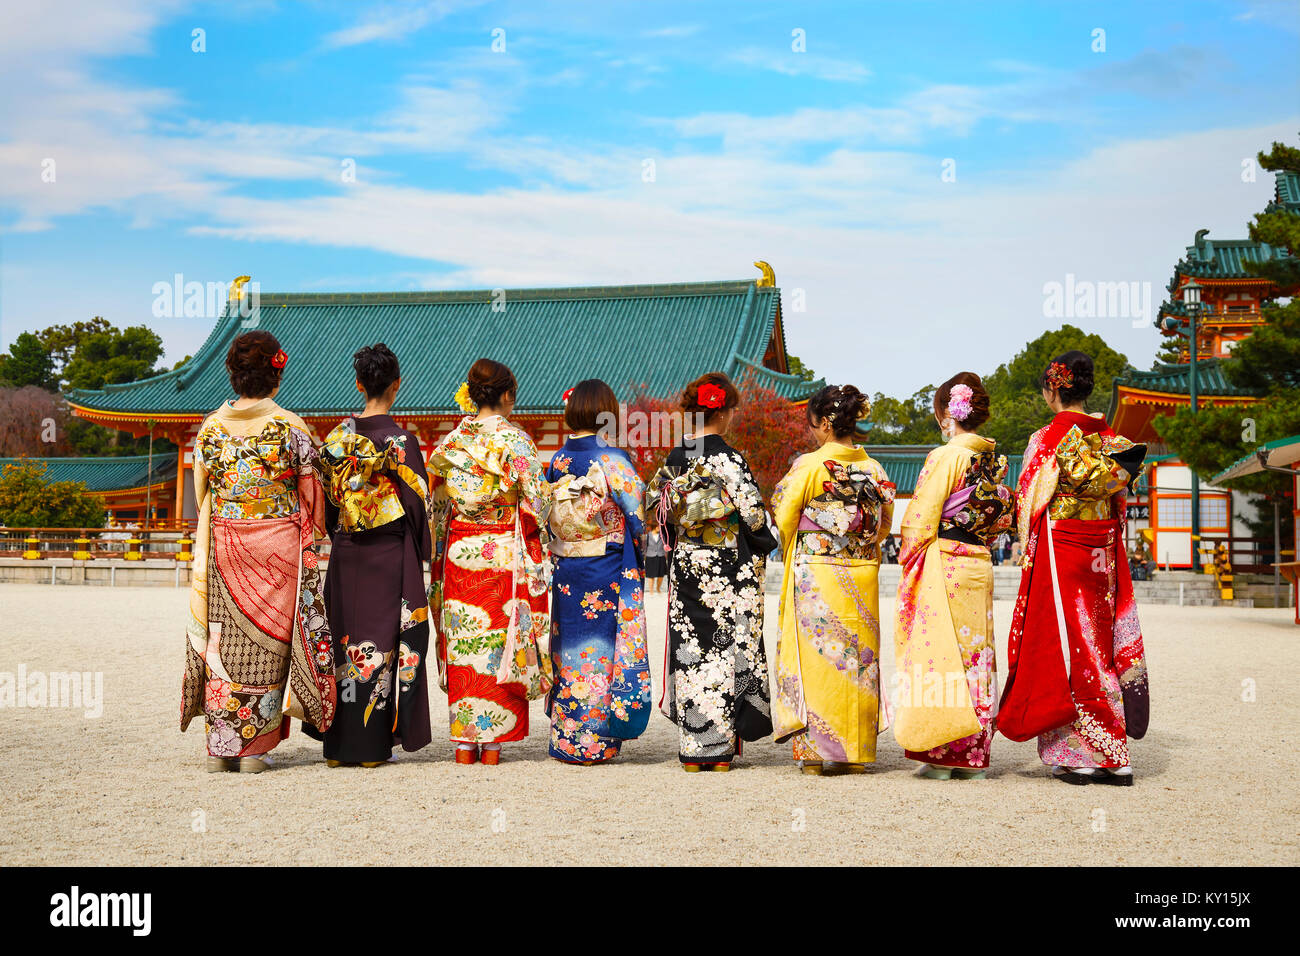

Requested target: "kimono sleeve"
[
  {"left": 731, "top": 450, "right": 778, "bottom": 554},
  {"left": 290, "top": 426, "right": 327, "bottom": 541},
  {"left": 191, "top": 434, "right": 210, "bottom": 510},
  {"left": 428, "top": 464, "right": 450, "bottom": 566},
  {"left": 603, "top": 450, "right": 646, "bottom": 543},
  {"left": 504, "top": 429, "right": 553, "bottom": 599},
  {"left": 898, "top": 445, "right": 961, "bottom": 568},
  {"left": 771, "top": 454, "right": 814, "bottom": 554},
  {"left": 869, "top": 458, "right": 896, "bottom": 547},
  {"left": 401, "top": 429, "right": 433, "bottom": 562},
  {"left": 1016, "top": 426, "right": 1056, "bottom": 551}
]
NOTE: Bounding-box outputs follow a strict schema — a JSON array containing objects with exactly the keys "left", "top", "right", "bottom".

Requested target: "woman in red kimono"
[
  {"left": 999, "top": 351, "right": 1149, "bottom": 785},
  {"left": 428, "top": 359, "right": 552, "bottom": 765}
]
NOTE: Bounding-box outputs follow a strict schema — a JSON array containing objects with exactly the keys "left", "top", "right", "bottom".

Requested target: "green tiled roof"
[
  {"left": 1172, "top": 228, "right": 1291, "bottom": 280},
  {"left": 861, "top": 444, "right": 1024, "bottom": 496},
  {"left": 1272, "top": 170, "right": 1300, "bottom": 214},
  {"left": 67, "top": 280, "right": 823, "bottom": 416},
  {"left": 1211, "top": 432, "right": 1300, "bottom": 484},
  {"left": 1108, "top": 359, "right": 1260, "bottom": 406},
  {"left": 0, "top": 455, "right": 176, "bottom": 492}
]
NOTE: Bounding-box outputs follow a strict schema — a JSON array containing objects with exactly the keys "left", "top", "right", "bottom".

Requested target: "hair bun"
[
  {"left": 680, "top": 372, "right": 739, "bottom": 418},
  {"left": 808, "top": 383, "right": 869, "bottom": 437},
  {"left": 466, "top": 358, "right": 517, "bottom": 409},
  {"left": 1040, "top": 350, "right": 1095, "bottom": 403}
]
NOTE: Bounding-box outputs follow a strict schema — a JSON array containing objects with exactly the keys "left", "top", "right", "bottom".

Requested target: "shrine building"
[{"left": 1108, "top": 169, "right": 1300, "bottom": 569}]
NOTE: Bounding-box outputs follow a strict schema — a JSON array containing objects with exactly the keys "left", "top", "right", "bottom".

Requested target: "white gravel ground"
[{"left": 0, "top": 582, "right": 1295, "bottom": 866}]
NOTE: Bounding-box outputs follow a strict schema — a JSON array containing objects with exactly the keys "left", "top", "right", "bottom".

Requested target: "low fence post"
[
  {"left": 124, "top": 537, "right": 143, "bottom": 561},
  {"left": 22, "top": 536, "right": 41, "bottom": 560}
]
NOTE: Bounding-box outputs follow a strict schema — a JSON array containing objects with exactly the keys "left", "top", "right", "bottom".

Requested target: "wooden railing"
[
  {"left": 1200, "top": 534, "right": 1293, "bottom": 576},
  {"left": 0, "top": 525, "right": 333, "bottom": 562},
  {"left": 0, "top": 526, "right": 194, "bottom": 561}
]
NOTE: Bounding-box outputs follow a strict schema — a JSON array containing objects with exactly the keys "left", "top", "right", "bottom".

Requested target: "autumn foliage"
[{"left": 620, "top": 373, "right": 814, "bottom": 501}]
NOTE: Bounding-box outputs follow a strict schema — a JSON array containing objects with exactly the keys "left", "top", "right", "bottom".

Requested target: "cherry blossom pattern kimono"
[
  {"left": 999, "top": 411, "right": 1148, "bottom": 770},
  {"left": 544, "top": 434, "right": 650, "bottom": 763},
  {"left": 647, "top": 435, "right": 777, "bottom": 764}
]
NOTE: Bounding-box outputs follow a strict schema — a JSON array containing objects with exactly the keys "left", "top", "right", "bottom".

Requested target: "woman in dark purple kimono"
[{"left": 309, "top": 343, "right": 434, "bottom": 766}]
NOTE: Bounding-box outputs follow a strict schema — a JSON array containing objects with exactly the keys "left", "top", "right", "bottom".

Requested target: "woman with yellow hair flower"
[{"left": 428, "top": 358, "right": 553, "bottom": 765}]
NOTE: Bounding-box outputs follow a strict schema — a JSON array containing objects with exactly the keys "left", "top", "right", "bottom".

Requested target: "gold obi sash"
[
  {"left": 319, "top": 424, "right": 412, "bottom": 532},
  {"left": 1049, "top": 426, "right": 1141, "bottom": 521}
]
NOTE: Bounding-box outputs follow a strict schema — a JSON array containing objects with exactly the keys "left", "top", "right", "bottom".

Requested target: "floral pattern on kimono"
[
  {"left": 1001, "top": 412, "right": 1149, "bottom": 770},
  {"left": 181, "top": 401, "right": 335, "bottom": 758},
  {"left": 545, "top": 435, "right": 650, "bottom": 763},
  {"left": 310, "top": 415, "right": 434, "bottom": 762},
  {"left": 771, "top": 447, "right": 894, "bottom": 764},
  {"left": 647, "top": 436, "right": 777, "bottom": 763},
  {"left": 429, "top": 415, "right": 552, "bottom": 743},
  {"left": 893, "top": 433, "right": 1013, "bottom": 769}
]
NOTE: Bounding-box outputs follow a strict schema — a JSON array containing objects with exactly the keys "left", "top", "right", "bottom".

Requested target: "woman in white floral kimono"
[{"left": 646, "top": 372, "right": 777, "bottom": 771}]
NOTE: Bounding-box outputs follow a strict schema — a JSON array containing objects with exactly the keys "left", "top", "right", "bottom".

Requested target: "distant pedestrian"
[{"left": 644, "top": 520, "right": 666, "bottom": 592}]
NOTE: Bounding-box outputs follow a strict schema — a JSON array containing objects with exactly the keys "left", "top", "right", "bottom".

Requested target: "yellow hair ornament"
[{"left": 454, "top": 381, "right": 477, "bottom": 414}]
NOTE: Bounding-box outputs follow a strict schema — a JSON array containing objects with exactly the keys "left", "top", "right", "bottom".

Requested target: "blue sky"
[{"left": 2, "top": 0, "right": 1298, "bottom": 396}]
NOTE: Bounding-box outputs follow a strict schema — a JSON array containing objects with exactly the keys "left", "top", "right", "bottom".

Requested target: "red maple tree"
[{"left": 619, "top": 374, "right": 814, "bottom": 502}]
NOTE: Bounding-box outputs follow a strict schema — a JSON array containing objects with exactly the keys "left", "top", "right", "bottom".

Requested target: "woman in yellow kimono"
[
  {"left": 892, "top": 373, "right": 1014, "bottom": 779},
  {"left": 428, "top": 359, "right": 553, "bottom": 765},
  {"left": 771, "top": 385, "right": 895, "bottom": 775}
]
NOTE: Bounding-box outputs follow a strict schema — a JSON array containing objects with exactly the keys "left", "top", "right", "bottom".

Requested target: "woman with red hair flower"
[
  {"left": 646, "top": 371, "right": 777, "bottom": 771},
  {"left": 181, "top": 330, "right": 336, "bottom": 773}
]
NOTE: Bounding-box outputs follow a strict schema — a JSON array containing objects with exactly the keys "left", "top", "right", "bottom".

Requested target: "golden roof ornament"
[{"left": 753, "top": 260, "right": 775, "bottom": 287}]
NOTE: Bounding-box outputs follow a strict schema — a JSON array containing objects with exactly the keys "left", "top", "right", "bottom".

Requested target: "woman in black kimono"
[
  {"left": 646, "top": 372, "right": 778, "bottom": 771},
  {"left": 310, "top": 343, "right": 433, "bottom": 766}
]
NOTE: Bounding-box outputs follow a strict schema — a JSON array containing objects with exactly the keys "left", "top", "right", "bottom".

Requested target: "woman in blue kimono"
[{"left": 544, "top": 379, "right": 651, "bottom": 764}]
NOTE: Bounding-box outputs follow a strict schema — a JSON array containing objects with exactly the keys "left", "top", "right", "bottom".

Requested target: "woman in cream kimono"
[
  {"left": 428, "top": 359, "right": 552, "bottom": 765},
  {"left": 181, "top": 331, "right": 336, "bottom": 773},
  {"left": 892, "top": 373, "right": 1014, "bottom": 779},
  {"left": 771, "top": 384, "right": 894, "bottom": 775}
]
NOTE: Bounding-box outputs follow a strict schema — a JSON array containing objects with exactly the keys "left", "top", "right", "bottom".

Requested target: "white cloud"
[
  {"left": 320, "top": 1, "right": 485, "bottom": 50},
  {"left": 728, "top": 46, "right": 872, "bottom": 84},
  {"left": 1, "top": 7, "right": 1296, "bottom": 396}
]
